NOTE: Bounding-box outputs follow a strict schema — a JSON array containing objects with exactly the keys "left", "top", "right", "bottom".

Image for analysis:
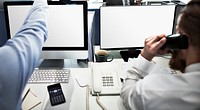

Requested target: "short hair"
[{"left": 178, "top": 0, "right": 200, "bottom": 48}]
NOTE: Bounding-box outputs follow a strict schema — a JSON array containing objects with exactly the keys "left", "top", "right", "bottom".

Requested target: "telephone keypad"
[{"left": 102, "top": 76, "right": 114, "bottom": 87}]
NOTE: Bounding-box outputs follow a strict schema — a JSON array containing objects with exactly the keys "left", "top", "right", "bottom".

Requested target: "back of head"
[{"left": 178, "top": 0, "right": 200, "bottom": 49}]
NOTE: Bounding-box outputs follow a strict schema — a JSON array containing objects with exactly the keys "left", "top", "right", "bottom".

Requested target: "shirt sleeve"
[
  {"left": 0, "top": 0, "right": 48, "bottom": 109},
  {"left": 124, "top": 55, "right": 155, "bottom": 80},
  {"left": 120, "top": 55, "right": 171, "bottom": 110}
]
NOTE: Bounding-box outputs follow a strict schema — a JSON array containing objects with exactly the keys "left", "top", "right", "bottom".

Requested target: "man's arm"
[
  {"left": 120, "top": 55, "right": 155, "bottom": 109},
  {"left": 120, "top": 35, "right": 169, "bottom": 109},
  {"left": 0, "top": 0, "right": 48, "bottom": 109}
]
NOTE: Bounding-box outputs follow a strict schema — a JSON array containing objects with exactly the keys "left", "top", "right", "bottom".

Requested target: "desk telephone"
[{"left": 91, "top": 62, "right": 123, "bottom": 96}]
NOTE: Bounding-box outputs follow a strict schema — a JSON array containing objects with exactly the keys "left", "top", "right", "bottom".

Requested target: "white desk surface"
[
  {"left": 23, "top": 56, "right": 170, "bottom": 110},
  {"left": 23, "top": 63, "right": 124, "bottom": 110}
]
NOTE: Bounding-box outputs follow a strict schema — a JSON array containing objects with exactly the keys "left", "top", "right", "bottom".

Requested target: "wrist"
[{"left": 141, "top": 49, "right": 154, "bottom": 61}]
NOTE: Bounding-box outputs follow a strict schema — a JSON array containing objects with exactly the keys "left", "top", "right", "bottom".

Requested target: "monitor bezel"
[
  {"left": 3, "top": 1, "right": 88, "bottom": 51},
  {"left": 99, "top": 5, "right": 177, "bottom": 50}
]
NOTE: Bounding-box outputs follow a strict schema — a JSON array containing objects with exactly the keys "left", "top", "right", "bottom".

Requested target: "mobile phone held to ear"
[{"left": 161, "top": 34, "right": 188, "bottom": 49}]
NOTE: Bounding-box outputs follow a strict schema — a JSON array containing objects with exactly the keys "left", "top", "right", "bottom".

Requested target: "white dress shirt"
[
  {"left": 0, "top": 0, "right": 48, "bottom": 109},
  {"left": 121, "top": 55, "right": 200, "bottom": 110}
]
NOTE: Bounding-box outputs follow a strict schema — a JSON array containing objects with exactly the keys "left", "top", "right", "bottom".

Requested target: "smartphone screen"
[{"left": 47, "top": 83, "right": 66, "bottom": 106}]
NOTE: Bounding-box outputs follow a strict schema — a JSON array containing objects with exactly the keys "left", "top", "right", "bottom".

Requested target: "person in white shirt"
[
  {"left": 120, "top": 0, "right": 200, "bottom": 110},
  {"left": 0, "top": 0, "right": 48, "bottom": 109}
]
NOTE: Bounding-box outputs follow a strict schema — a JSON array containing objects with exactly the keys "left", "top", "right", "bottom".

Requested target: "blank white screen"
[
  {"left": 100, "top": 5, "right": 176, "bottom": 49},
  {"left": 8, "top": 5, "right": 84, "bottom": 47}
]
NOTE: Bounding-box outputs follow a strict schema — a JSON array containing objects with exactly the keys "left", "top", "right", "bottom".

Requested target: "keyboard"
[{"left": 28, "top": 69, "right": 70, "bottom": 83}]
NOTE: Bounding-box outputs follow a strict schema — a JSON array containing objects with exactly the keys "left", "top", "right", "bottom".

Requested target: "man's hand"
[{"left": 141, "top": 34, "right": 168, "bottom": 61}]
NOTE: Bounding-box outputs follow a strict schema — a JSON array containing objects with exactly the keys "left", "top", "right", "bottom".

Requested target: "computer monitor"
[
  {"left": 106, "top": 0, "right": 135, "bottom": 6},
  {"left": 173, "top": 4, "right": 185, "bottom": 34},
  {"left": 100, "top": 5, "right": 176, "bottom": 50},
  {"left": 4, "top": 1, "right": 89, "bottom": 67}
]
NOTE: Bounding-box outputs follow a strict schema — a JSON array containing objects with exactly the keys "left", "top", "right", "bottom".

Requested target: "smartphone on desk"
[
  {"left": 47, "top": 83, "right": 66, "bottom": 106},
  {"left": 91, "top": 62, "right": 123, "bottom": 96}
]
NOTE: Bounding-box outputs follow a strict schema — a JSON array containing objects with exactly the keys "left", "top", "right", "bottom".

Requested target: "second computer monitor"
[{"left": 100, "top": 5, "right": 176, "bottom": 50}]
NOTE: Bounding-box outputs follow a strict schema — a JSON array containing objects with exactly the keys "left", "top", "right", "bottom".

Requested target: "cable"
[
  {"left": 86, "top": 85, "right": 90, "bottom": 110},
  {"left": 75, "top": 77, "right": 90, "bottom": 110},
  {"left": 96, "top": 93, "right": 108, "bottom": 110}
]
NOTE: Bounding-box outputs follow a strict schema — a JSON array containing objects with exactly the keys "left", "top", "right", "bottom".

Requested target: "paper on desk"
[{"left": 22, "top": 88, "right": 41, "bottom": 110}]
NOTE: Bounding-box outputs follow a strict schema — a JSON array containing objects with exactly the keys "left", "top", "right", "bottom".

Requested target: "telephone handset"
[{"left": 91, "top": 62, "right": 123, "bottom": 96}]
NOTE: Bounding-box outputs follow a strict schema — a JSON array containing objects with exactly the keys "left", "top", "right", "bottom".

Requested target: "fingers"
[
  {"left": 144, "top": 34, "right": 166, "bottom": 50},
  {"left": 154, "top": 36, "right": 166, "bottom": 50},
  {"left": 145, "top": 34, "right": 165, "bottom": 44},
  {"left": 144, "top": 36, "right": 154, "bottom": 44},
  {"left": 150, "top": 34, "right": 165, "bottom": 44},
  {"left": 141, "top": 34, "right": 167, "bottom": 60}
]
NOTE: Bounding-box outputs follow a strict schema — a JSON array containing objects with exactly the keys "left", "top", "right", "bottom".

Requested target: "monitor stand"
[
  {"left": 62, "top": 59, "right": 88, "bottom": 68},
  {"left": 120, "top": 49, "right": 141, "bottom": 62},
  {"left": 38, "top": 59, "right": 65, "bottom": 69},
  {"left": 38, "top": 59, "right": 88, "bottom": 69}
]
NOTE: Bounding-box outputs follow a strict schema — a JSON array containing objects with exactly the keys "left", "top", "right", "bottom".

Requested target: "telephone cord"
[
  {"left": 86, "top": 85, "right": 90, "bottom": 110},
  {"left": 96, "top": 93, "right": 108, "bottom": 110}
]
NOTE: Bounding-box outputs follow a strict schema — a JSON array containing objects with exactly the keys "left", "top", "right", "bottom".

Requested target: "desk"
[
  {"left": 24, "top": 56, "right": 170, "bottom": 110},
  {"left": 23, "top": 66, "right": 124, "bottom": 110}
]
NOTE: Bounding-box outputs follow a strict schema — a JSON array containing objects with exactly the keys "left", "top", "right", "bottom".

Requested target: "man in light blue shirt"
[{"left": 0, "top": 0, "right": 48, "bottom": 109}]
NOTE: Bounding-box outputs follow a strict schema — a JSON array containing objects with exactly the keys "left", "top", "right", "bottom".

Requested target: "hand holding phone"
[{"left": 161, "top": 34, "right": 188, "bottom": 49}]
